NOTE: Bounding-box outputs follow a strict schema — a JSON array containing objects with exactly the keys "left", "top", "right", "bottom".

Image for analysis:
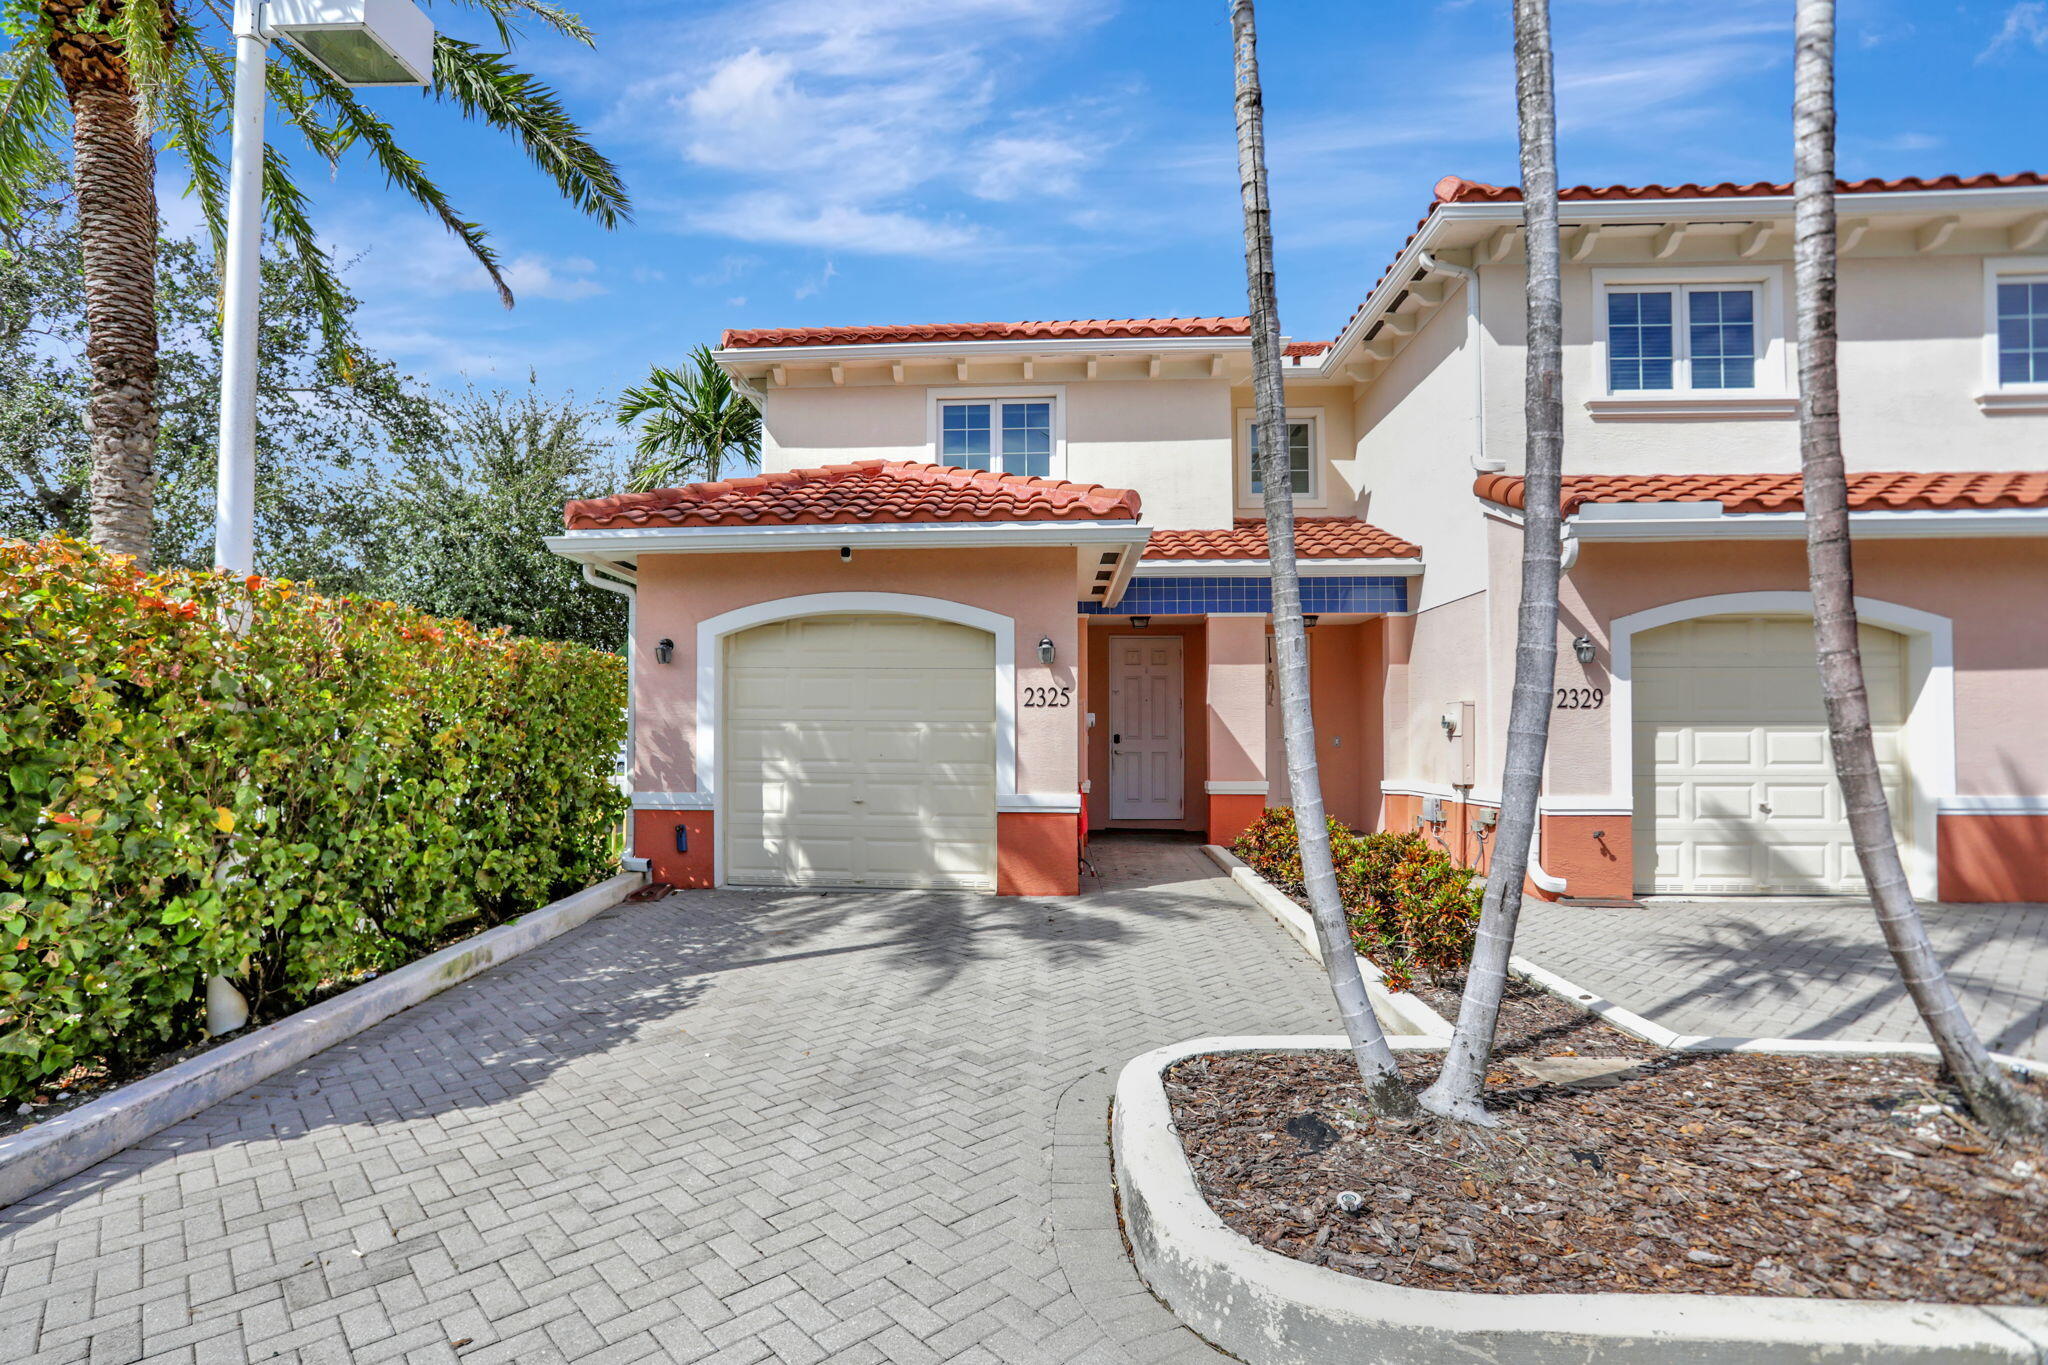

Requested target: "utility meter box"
[{"left": 1441, "top": 700, "right": 1476, "bottom": 787}]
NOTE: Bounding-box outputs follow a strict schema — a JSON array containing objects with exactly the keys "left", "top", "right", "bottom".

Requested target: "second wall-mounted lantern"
[
  {"left": 655, "top": 638, "right": 675, "bottom": 664},
  {"left": 1038, "top": 636, "right": 1056, "bottom": 665}
]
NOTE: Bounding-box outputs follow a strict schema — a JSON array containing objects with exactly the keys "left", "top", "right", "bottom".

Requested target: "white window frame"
[
  {"left": 925, "top": 387, "right": 1066, "bottom": 478},
  {"left": 1980, "top": 256, "right": 2048, "bottom": 414},
  {"left": 1235, "top": 406, "right": 1325, "bottom": 506},
  {"left": 1589, "top": 266, "right": 1795, "bottom": 418}
]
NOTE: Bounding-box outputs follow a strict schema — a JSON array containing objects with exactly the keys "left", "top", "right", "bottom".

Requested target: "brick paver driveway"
[
  {"left": 0, "top": 835, "right": 1337, "bottom": 1364},
  {"left": 1518, "top": 899, "right": 2048, "bottom": 1058}
]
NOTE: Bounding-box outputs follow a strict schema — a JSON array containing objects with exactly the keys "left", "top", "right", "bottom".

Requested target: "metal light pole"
[
  {"left": 210, "top": 0, "right": 437, "bottom": 577},
  {"left": 204, "top": 0, "right": 436, "bottom": 1036}
]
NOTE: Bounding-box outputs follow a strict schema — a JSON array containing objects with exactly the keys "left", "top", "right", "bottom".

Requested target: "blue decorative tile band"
[{"left": 1078, "top": 575, "right": 1407, "bottom": 616}]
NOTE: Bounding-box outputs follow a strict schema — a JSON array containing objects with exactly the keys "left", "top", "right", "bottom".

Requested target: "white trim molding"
[
  {"left": 694, "top": 592, "right": 1019, "bottom": 889},
  {"left": 1568, "top": 503, "right": 2048, "bottom": 541},
  {"left": 998, "top": 793, "right": 1082, "bottom": 813},
  {"left": 1233, "top": 405, "right": 1326, "bottom": 507},
  {"left": 1584, "top": 395, "right": 1798, "bottom": 420},
  {"left": 632, "top": 791, "right": 714, "bottom": 811},
  {"left": 547, "top": 519, "right": 1150, "bottom": 563},
  {"left": 1606, "top": 591, "right": 1955, "bottom": 899},
  {"left": 1981, "top": 254, "right": 2048, "bottom": 403},
  {"left": 924, "top": 385, "right": 1068, "bottom": 480},
  {"left": 1589, "top": 264, "right": 1792, "bottom": 401},
  {"left": 1204, "top": 780, "right": 1269, "bottom": 795},
  {"left": 1936, "top": 795, "right": 2048, "bottom": 815}
]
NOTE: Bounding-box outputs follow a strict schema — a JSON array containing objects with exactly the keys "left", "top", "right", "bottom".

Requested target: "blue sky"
[{"left": 175, "top": 0, "right": 2048, "bottom": 404}]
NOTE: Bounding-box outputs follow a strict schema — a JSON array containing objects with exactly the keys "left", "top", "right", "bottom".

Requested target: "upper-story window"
[
  {"left": 1995, "top": 274, "right": 2048, "bottom": 386},
  {"left": 1590, "top": 266, "right": 1790, "bottom": 416},
  {"left": 1238, "top": 409, "right": 1322, "bottom": 503},
  {"left": 1606, "top": 285, "right": 1758, "bottom": 392},
  {"left": 938, "top": 397, "right": 1053, "bottom": 477}
]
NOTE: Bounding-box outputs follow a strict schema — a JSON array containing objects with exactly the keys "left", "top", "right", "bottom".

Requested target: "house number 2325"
[{"left": 1022, "top": 686, "right": 1072, "bottom": 708}]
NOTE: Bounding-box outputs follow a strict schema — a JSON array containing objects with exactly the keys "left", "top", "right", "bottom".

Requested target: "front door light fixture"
[
  {"left": 1037, "top": 636, "right": 1056, "bottom": 665},
  {"left": 265, "top": 0, "right": 436, "bottom": 86}
]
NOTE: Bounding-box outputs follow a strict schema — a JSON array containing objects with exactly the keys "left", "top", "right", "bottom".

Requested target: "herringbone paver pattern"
[
  {"left": 1518, "top": 899, "right": 2048, "bottom": 1057},
  {"left": 0, "top": 834, "right": 1334, "bottom": 1363}
]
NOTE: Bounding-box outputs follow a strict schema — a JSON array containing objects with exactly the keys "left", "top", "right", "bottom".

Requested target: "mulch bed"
[
  {"left": 1167, "top": 1037, "right": 2048, "bottom": 1303},
  {"left": 1405, "top": 974, "right": 1662, "bottom": 1060}
]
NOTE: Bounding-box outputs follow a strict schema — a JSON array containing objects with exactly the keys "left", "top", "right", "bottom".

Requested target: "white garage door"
[
  {"left": 724, "top": 614, "right": 996, "bottom": 891},
  {"left": 1633, "top": 615, "right": 1908, "bottom": 895}
]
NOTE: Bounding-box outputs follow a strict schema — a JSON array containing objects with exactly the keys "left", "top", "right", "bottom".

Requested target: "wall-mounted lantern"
[
  {"left": 1302, "top": 614, "right": 1320, "bottom": 629},
  {"left": 1038, "top": 636, "right": 1056, "bottom": 665},
  {"left": 1130, "top": 615, "right": 1152, "bottom": 629},
  {"left": 655, "top": 638, "right": 675, "bottom": 664},
  {"left": 1573, "top": 635, "right": 1596, "bottom": 665}
]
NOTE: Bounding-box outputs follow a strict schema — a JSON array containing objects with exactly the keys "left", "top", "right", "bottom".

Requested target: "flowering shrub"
[
  {"left": 0, "top": 538, "right": 626, "bottom": 1102},
  {"left": 1231, "top": 806, "right": 1482, "bottom": 992}
]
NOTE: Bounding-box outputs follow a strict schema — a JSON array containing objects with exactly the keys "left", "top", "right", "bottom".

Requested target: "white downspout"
[
  {"left": 581, "top": 563, "right": 650, "bottom": 872},
  {"left": 1421, "top": 251, "right": 1564, "bottom": 894},
  {"left": 1415, "top": 251, "right": 1503, "bottom": 473}
]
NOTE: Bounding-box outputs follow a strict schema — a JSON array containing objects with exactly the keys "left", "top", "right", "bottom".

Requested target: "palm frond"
[
  {"left": 618, "top": 347, "right": 760, "bottom": 490},
  {"left": 437, "top": 0, "right": 597, "bottom": 47},
  {"left": 0, "top": 40, "right": 66, "bottom": 224},
  {"left": 430, "top": 38, "right": 630, "bottom": 229},
  {"left": 263, "top": 52, "right": 340, "bottom": 169},
  {"left": 107, "top": 0, "right": 180, "bottom": 134},
  {"left": 281, "top": 44, "right": 513, "bottom": 307},
  {"left": 160, "top": 71, "right": 229, "bottom": 264},
  {"left": 259, "top": 142, "right": 356, "bottom": 373}
]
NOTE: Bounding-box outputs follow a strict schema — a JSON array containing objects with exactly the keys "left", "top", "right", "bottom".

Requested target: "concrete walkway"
[
  {"left": 0, "top": 835, "right": 1338, "bottom": 1364},
  {"left": 1518, "top": 898, "right": 2048, "bottom": 1058}
]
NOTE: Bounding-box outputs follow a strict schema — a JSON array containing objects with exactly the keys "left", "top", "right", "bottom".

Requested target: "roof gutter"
[
  {"left": 710, "top": 334, "right": 1254, "bottom": 366},
  {"left": 547, "top": 520, "right": 1152, "bottom": 563}
]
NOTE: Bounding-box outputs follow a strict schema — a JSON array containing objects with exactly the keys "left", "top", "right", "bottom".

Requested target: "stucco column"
[{"left": 1205, "top": 615, "right": 1269, "bottom": 843}]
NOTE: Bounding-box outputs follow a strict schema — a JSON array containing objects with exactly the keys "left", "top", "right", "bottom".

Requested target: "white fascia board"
[
  {"left": 1325, "top": 184, "right": 2048, "bottom": 371},
  {"left": 545, "top": 520, "right": 1153, "bottom": 561},
  {"left": 1567, "top": 506, "right": 2048, "bottom": 541},
  {"left": 1135, "top": 556, "right": 1425, "bottom": 578},
  {"left": 710, "top": 335, "right": 1252, "bottom": 366}
]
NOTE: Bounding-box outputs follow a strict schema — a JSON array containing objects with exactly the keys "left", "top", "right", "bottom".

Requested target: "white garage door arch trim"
[
  {"left": 696, "top": 594, "right": 1017, "bottom": 883},
  {"left": 1606, "top": 591, "right": 1954, "bottom": 898}
]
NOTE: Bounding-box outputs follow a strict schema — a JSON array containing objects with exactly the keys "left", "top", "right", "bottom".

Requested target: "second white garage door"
[
  {"left": 1633, "top": 615, "right": 1908, "bottom": 895},
  {"left": 724, "top": 613, "right": 997, "bottom": 891}
]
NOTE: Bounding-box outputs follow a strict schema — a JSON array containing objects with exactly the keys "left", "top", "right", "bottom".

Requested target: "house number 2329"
[
  {"left": 1555, "top": 687, "right": 1605, "bottom": 710},
  {"left": 1023, "top": 686, "right": 1072, "bottom": 708}
]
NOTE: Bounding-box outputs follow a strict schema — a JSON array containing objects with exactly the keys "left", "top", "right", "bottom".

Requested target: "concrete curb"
[
  {"left": 1114, "top": 1034, "right": 2048, "bottom": 1365},
  {"left": 0, "top": 870, "right": 645, "bottom": 1211},
  {"left": 1509, "top": 955, "right": 2048, "bottom": 1079},
  {"left": 1201, "top": 845, "right": 1453, "bottom": 1041}
]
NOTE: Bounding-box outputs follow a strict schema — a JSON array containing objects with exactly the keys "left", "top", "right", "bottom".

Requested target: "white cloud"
[
  {"left": 793, "top": 261, "right": 837, "bottom": 300},
  {"left": 611, "top": 0, "right": 1106, "bottom": 256},
  {"left": 1979, "top": 2, "right": 2048, "bottom": 60}
]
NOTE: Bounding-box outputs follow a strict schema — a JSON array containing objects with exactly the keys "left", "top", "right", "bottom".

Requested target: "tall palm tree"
[
  {"left": 617, "top": 344, "right": 761, "bottom": 490},
  {"left": 1, "top": 0, "right": 631, "bottom": 566},
  {"left": 1418, "top": 0, "right": 1564, "bottom": 1126},
  {"left": 1791, "top": 0, "right": 2043, "bottom": 1135},
  {"left": 1229, "top": 0, "right": 1409, "bottom": 1116}
]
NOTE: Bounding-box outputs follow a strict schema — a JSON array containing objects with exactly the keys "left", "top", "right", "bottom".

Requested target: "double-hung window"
[
  {"left": 1995, "top": 274, "right": 2048, "bottom": 387},
  {"left": 938, "top": 398, "right": 1053, "bottom": 477},
  {"left": 1248, "top": 419, "right": 1314, "bottom": 496},
  {"left": 1606, "top": 285, "right": 1759, "bottom": 393}
]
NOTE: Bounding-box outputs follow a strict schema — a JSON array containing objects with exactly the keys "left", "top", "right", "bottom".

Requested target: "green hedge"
[
  {"left": 0, "top": 538, "right": 627, "bottom": 1102},
  {"left": 1232, "top": 806, "right": 1482, "bottom": 992}
]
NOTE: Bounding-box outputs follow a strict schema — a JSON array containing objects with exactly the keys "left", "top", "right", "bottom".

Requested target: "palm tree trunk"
[
  {"left": 1792, "top": 0, "right": 2043, "bottom": 1136},
  {"left": 1229, "top": 0, "right": 1410, "bottom": 1115},
  {"left": 1418, "top": 0, "right": 1564, "bottom": 1126},
  {"left": 48, "top": 1, "right": 162, "bottom": 566}
]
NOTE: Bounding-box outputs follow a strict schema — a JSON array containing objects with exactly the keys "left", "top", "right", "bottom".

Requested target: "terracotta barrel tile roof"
[
  {"left": 1283, "top": 340, "right": 1332, "bottom": 357},
  {"left": 1146, "top": 518, "right": 1420, "bottom": 560},
  {"left": 1432, "top": 171, "right": 2047, "bottom": 205},
  {"left": 564, "top": 460, "right": 1142, "bottom": 530},
  {"left": 1473, "top": 471, "right": 2048, "bottom": 517},
  {"left": 719, "top": 317, "right": 1250, "bottom": 349}
]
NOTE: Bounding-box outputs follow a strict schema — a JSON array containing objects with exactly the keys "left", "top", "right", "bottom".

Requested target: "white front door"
[
  {"left": 724, "top": 613, "right": 996, "bottom": 890},
  {"left": 1109, "top": 635, "right": 1184, "bottom": 820},
  {"left": 1633, "top": 615, "right": 1908, "bottom": 895}
]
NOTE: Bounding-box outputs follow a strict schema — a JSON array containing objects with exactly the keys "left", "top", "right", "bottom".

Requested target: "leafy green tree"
[
  {"left": 369, "top": 385, "right": 627, "bottom": 651},
  {"left": 0, "top": 0, "right": 630, "bottom": 564},
  {"left": 1, "top": 163, "right": 441, "bottom": 589},
  {"left": 617, "top": 343, "right": 760, "bottom": 489}
]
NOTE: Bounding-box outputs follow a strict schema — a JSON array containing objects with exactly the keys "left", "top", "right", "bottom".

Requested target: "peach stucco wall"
[{"left": 630, "top": 545, "right": 1081, "bottom": 798}]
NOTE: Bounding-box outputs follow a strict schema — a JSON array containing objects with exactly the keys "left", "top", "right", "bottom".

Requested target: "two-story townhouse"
[{"left": 547, "top": 171, "right": 2048, "bottom": 904}]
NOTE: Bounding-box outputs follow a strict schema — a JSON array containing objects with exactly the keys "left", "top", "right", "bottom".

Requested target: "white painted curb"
[
  {"left": 1115, "top": 1035, "right": 2048, "bottom": 1364},
  {"left": 1510, "top": 956, "right": 2048, "bottom": 1079},
  {"left": 0, "top": 870, "right": 646, "bottom": 1210},
  {"left": 1202, "top": 845, "right": 1452, "bottom": 1041}
]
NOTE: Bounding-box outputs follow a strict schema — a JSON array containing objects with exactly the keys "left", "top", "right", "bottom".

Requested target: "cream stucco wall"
[
  {"left": 1479, "top": 250, "right": 2048, "bottom": 474},
  {"left": 759, "top": 378, "right": 1236, "bottom": 531},
  {"left": 628, "top": 546, "right": 1081, "bottom": 798}
]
